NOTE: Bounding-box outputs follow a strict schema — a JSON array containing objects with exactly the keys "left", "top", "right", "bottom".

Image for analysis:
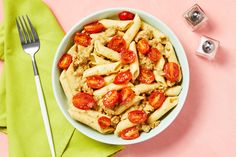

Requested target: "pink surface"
[{"left": 1, "top": 0, "right": 236, "bottom": 157}]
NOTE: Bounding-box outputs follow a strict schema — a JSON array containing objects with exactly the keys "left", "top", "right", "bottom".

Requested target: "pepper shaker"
[{"left": 183, "top": 4, "right": 208, "bottom": 31}]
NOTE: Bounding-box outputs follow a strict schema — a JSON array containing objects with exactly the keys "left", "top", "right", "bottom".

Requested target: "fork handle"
[{"left": 32, "top": 57, "right": 56, "bottom": 157}]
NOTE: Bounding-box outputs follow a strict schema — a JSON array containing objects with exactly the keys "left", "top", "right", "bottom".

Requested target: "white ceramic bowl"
[{"left": 52, "top": 8, "right": 189, "bottom": 145}]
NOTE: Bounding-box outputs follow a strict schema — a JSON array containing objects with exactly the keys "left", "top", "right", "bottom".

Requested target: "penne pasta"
[
  {"left": 83, "top": 61, "right": 122, "bottom": 77},
  {"left": 132, "top": 83, "right": 164, "bottom": 95},
  {"left": 104, "top": 74, "right": 116, "bottom": 85},
  {"left": 68, "top": 106, "right": 114, "bottom": 134},
  {"left": 90, "top": 53, "right": 111, "bottom": 65},
  {"left": 123, "top": 14, "right": 142, "bottom": 47},
  {"left": 93, "top": 83, "right": 133, "bottom": 97},
  {"left": 165, "top": 85, "right": 182, "bottom": 96},
  {"left": 114, "top": 119, "right": 137, "bottom": 135},
  {"left": 153, "top": 70, "right": 167, "bottom": 89},
  {"left": 114, "top": 96, "right": 144, "bottom": 115},
  {"left": 129, "top": 41, "right": 140, "bottom": 81},
  {"left": 94, "top": 40, "right": 121, "bottom": 61},
  {"left": 59, "top": 70, "right": 74, "bottom": 100},
  {"left": 99, "top": 19, "right": 133, "bottom": 31},
  {"left": 147, "top": 97, "right": 178, "bottom": 124}
]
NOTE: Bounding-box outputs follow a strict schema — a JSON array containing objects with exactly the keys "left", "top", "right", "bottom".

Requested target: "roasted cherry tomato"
[
  {"left": 86, "top": 75, "right": 105, "bottom": 89},
  {"left": 114, "top": 70, "right": 132, "bottom": 84},
  {"left": 72, "top": 92, "right": 96, "bottom": 110},
  {"left": 164, "top": 62, "right": 180, "bottom": 82},
  {"left": 103, "top": 90, "right": 119, "bottom": 109},
  {"left": 120, "top": 126, "right": 140, "bottom": 140},
  {"left": 137, "top": 38, "right": 150, "bottom": 55},
  {"left": 120, "top": 87, "right": 135, "bottom": 105},
  {"left": 121, "top": 49, "right": 136, "bottom": 64},
  {"left": 138, "top": 68, "right": 155, "bottom": 84},
  {"left": 57, "top": 54, "right": 72, "bottom": 70},
  {"left": 107, "top": 35, "right": 126, "bottom": 53},
  {"left": 148, "top": 48, "right": 161, "bottom": 62},
  {"left": 98, "top": 116, "right": 111, "bottom": 129},
  {"left": 128, "top": 110, "right": 147, "bottom": 124},
  {"left": 118, "top": 11, "right": 135, "bottom": 20},
  {"left": 84, "top": 22, "right": 105, "bottom": 34},
  {"left": 74, "top": 32, "right": 91, "bottom": 47},
  {"left": 148, "top": 91, "right": 166, "bottom": 109}
]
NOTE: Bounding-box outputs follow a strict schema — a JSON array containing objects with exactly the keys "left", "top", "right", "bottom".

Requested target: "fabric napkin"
[{"left": 0, "top": 0, "right": 123, "bottom": 156}]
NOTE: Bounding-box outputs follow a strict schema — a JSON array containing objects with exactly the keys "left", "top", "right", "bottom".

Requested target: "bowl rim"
[{"left": 52, "top": 7, "right": 190, "bottom": 145}]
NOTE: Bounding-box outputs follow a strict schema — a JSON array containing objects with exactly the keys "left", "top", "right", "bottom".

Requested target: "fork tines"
[{"left": 16, "top": 15, "right": 39, "bottom": 44}]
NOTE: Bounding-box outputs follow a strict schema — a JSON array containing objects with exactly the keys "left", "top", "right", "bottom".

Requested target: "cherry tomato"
[
  {"left": 98, "top": 116, "right": 111, "bottom": 129},
  {"left": 114, "top": 70, "right": 132, "bottom": 84},
  {"left": 128, "top": 110, "right": 147, "bottom": 124},
  {"left": 120, "top": 87, "right": 135, "bottom": 105},
  {"left": 121, "top": 49, "right": 136, "bottom": 64},
  {"left": 57, "top": 54, "right": 72, "bottom": 70},
  {"left": 148, "top": 48, "right": 161, "bottom": 62},
  {"left": 72, "top": 92, "right": 96, "bottom": 110},
  {"left": 103, "top": 90, "right": 119, "bottom": 109},
  {"left": 107, "top": 35, "right": 126, "bottom": 53},
  {"left": 137, "top": 38, "right": 150, "bottom": 55},
  {"left": 148, "top": 91, "right": 166, "bottom": 109},
  {"left": 118, "top": 11, "right": 135, "bottom": 20},
  {"left": 120, "top": 126, "right": 140, "bottom": 140},
  {"left": 138, "top": 68, "right": 155, "bottom": 84},
  {"left": 86, "top": 75, "right": 105, "bottom": 89},
  {"left": 164, "top": 62, "right": 180, "bottom": 82},
  {"left": 74, "top": 32, "right": 91, "bottom": 47},
  {"left": 84, "top": 22, "right": 105, "bottom": 34}
]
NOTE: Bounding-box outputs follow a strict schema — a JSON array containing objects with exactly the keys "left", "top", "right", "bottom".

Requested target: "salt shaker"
[
  {"left": 196, "top": 35, "right": 220, "bottom": 60},
  {"left": 183, "top": 4, "right": 208, "bottom": 31}
]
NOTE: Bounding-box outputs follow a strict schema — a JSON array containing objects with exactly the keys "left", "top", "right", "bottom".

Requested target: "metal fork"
[{"left": 16, "top": 15, "right": 56, "bottom": 157}]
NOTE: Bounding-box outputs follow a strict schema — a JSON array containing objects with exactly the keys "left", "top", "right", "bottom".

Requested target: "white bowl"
[{"left": 52, "top": 8, "right": 189, "bottom": 145}]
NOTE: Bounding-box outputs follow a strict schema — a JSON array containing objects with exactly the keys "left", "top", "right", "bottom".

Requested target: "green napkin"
[{"left": 0, "top": 0, "right": 123, "bottom": 156}]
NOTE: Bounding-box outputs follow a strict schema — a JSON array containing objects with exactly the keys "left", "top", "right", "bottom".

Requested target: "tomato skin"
[
  {"left": 148, "top": 91, "right": 166, "bottom": 109},
  {"left": 84, "top": 22, "right": 105, "bottom": 34},
  {"left": 128, "top": 110, "right": 147, "bottom": 124},
  {"left": 103, "top": 90, "right": 119, "bottom": 109},
  {"left": 74, "top": 32, "right": 91, "bottom": 47},
  {"left": 98, "top": 116, "right": 111, "bottom": 129},
  {"left": 107, "top": 35, "right": 126, "bottom": 53},
  {"left": 120, "top": 126, "right": 140, "bottom": 140},
  {"left": 58, "top": 54, "right": 72, "bottom": 70},
  {"left": 114, "top": 70, "right": 132, "bottom": 84},
  {"left": 86, "top": 75, "right": 105, "bottom": 89},
  {"left": 120, "top": 87, "right": 135, "bottom": 105},
  {"left": 118, "top": 11, "right": 135, "bottom": 20},
  {"left": 138, "top": 68, "right": 155, "bottom": 84},
  {"left": 148, "top": 48, "right": 161, "bottom": 62},
  {"left": 137, "top": 38, "right": 150, "bottom": 55},
  {"left": 72, "top": 92, "right": 96, "bottom": 110},
  {"left": 164, "top": 62, "right": 180, "bottom": 82},
  {"left": 121, "top": 49, "right": 136, "bottom": 64}
]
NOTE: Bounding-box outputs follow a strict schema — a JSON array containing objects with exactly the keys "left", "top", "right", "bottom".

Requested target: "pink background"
[{"left": 1, "top": 0, "right": 236, "bottom": 156}]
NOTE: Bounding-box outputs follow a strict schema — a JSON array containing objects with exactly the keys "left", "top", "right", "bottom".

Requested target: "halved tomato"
[
  {"left": 114, "top": 70, "right": 132, "bottom": 84},
  {"left": 86, "top": 75, "right": 105, "bottom": 89},
  {"left": 74, "top": 32, "right": 91, "bottom": 47},
  {"left": 84, "top": 22, "right": 105, "bottom": 34},
  {"left": 148, "top": 91, "right": 166, "bottom": 109},
  {"left": 107, "top": 35, "right": 126, "bottom": 53},
  {"left": 98, "top": 116, "right": 111, "bottom": 129},
  {"left": 57, "top": 54, "right": 72, "bottom": 70},
  {"left": 72, "top": 92, "right": 96, "bottom": 110},
  {"left": 103, "top": 90, "right": 119, "bottom": 109},
  {"left": 120, "top": 87, "right": 135, "bottom": 105},
  {"left": 137, "top": 38, "right": 150, "bottom": 55},
  {"left": 120, "top": 126, "right": 140, "bottom": 140},
  {"left": 164, "top": 62, "right": 180, "bottom": 82},
  {"left": 118, "top": 11, "right": 135, "bottom": 20},
  {"left": 128, "top": 110, "right": 147, "bottom": 124},
  {"left": 121, "top": 49, "right": 136, "bottom": 64},
  {"left": 138, "top": 68, "right": 155, "bottom": 84},
  {"left": 148, "top": 48, "right": 161, "bottom": 62}
]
